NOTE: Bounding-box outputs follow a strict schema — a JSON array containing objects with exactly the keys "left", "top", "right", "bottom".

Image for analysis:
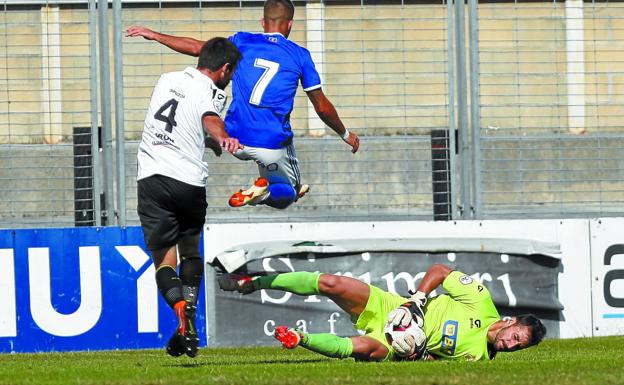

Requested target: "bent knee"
[{"left": 318, "top": 274, "right": 343, "bottom": 294}]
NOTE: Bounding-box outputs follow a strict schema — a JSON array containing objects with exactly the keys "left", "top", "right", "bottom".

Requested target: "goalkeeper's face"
[{"left": 493, "top": 321, "right": 532, "bottom": 352}]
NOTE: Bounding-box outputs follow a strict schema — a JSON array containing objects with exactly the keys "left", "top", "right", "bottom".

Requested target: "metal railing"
[{"left": 1, "top": 0, "right": 622, "bottom": 228}]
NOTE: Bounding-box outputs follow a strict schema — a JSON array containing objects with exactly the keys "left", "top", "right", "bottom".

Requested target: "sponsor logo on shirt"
[
  {"left": 441, "top": 320, "right": 459, "bottom": 355},
  {"left": 169, "top": 89, "right": 185, "bottom": 98},
  {"left": 152, "top": 132, "right": 180, "bottom": 150}
]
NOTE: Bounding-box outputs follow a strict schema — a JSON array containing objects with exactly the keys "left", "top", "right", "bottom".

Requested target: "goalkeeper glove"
[
  {"left": 387, "top": 290, "right": 427, "bottom": 328},
  {"left": 391, "top": 326, "right": 428, "bottom": 359}
]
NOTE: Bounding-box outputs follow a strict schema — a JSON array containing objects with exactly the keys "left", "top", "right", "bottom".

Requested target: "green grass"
[{"left": 1, "top": 336, "right": 623, "bottom": 385}]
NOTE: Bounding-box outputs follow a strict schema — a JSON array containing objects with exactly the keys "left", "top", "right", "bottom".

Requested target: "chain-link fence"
[
  {"left": 1, "top": 0, "right": 623, "bottom": 228},
  {"left": 477, "top": 0, "right": 624, "bottom": 218}
]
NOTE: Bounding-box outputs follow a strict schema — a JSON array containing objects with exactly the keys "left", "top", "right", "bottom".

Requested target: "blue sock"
[
  {"left": 264, "top": 182, "right": 296, "bottom": 209},
  {"left": 262, "top": 175, "right": 297, "bottom": 209}
]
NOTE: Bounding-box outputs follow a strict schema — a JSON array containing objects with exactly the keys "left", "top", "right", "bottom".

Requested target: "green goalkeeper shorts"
[{"left": 354, "top": 284, "right": 409, "bottom": 361}]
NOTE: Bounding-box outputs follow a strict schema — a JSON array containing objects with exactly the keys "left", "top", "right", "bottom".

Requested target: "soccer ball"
[{"left": 384, "top": 319, "right": 427, "bottom": 357}]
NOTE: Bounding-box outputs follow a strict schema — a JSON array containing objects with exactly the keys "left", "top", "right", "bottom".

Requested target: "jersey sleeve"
[
  {"left": 441, "top": 270, "right": 492, "bottom": 305},
  {"left": 199, "top": 87, "right": 228, "bottom": 118},
  {"left": 299, "top": 48, "right": 322, "bottom": 92}
]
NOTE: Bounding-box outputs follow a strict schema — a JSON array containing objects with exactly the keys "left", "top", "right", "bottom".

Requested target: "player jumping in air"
[
  {"left": 136, "top": 38, "right": 242, "bottom": 357},
  {"left": 218, "top": 263, "right": 546, "bottom": 361},
  {"left": 127, "top": 0, "right": 359, "bottom": 210}
]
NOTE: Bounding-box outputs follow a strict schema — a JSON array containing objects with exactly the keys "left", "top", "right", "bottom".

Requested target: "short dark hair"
[
  {"left": 197, "top": 37, "right": 241, "bottom": 72},
  {"left": 516, "top": 314, "right": 546, "bottom": 347},
  {"left": 264, "top": 0, "right": 295, "bottom": 20}
]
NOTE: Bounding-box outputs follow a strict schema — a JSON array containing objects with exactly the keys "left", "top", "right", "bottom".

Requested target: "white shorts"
[{"left": 233, "top": 143, "right": 302, "bottom": 187}]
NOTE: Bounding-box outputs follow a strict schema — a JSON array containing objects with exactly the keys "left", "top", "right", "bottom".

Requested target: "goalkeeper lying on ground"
[{"left": 218, "top": 263, "right": 546, "bottom": 361}]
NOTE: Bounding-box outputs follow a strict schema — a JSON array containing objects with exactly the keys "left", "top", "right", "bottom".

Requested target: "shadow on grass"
[{"left": 163, "top": 358, "right": 328, "bottom": 368}]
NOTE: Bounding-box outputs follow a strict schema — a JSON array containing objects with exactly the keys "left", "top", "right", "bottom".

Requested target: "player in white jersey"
[{"left": 136, "top": 37, "right": 242, "bottom": 358}]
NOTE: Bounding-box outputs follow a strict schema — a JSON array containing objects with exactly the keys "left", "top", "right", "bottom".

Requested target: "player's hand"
[
  {"left": 393, "top": 326, "right": 428, "bottom": 360},
  {"left": 387, "top": 291, "right": 427, "bottom": 327},
  {"left": 344, "top": 132, "right": 359, "bottom": 153},
  {"left": 407, "top": 290, "right": 427, "bottom": 308},
  {"left": 220, "top": 137, "right": 243, "bottom": 154},
  {"left": 391, "top": 332, "right": 416, "bottom": 357},
  {"left": 126, "top": 26, "right": 158, "bottom": 40}
]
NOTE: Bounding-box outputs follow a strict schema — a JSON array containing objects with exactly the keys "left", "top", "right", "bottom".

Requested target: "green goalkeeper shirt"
[{"left": 423, "top": 270, "right": 500, "bottom": 361}]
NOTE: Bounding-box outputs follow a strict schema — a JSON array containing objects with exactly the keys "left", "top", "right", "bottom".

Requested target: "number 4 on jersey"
[
  {"left": 250, "top": 58, "right": 279, "bottom": 105},
  {"left": 154, "top": 98, "right": 179, "bottom": 132}
]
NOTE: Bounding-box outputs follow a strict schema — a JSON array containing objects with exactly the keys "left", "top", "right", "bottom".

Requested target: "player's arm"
[
  {"left": 202, "top": 114, "right": 242, "bottom": 156},
  {"left": 416, "top": 263, "right": 453, "bottom": 295},
  {"left": 306, "top": 88, "right": 359, "bottom": 153},
  {"left": 126, "top": 26, "right": 204, "bottom": 57},
  {"left": 388, "top": 263, "right": 452, "bottom": 328}
]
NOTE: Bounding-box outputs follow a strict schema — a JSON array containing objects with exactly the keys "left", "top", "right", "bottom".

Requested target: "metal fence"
[{"left": 1, "top": 0, "right": 623, "bottom": 228}]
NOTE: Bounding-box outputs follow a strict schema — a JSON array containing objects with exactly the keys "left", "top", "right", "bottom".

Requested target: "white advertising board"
[
  {"left": 205, "top": 219, "right": 597, "bottom": 339},
  {"left": 590, "top": 218, "right": 624, "bottom": 336}
]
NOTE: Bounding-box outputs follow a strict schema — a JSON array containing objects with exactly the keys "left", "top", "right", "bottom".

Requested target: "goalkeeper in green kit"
[{"left": 218, "top": 263, "right": 546, "bottom": 361}]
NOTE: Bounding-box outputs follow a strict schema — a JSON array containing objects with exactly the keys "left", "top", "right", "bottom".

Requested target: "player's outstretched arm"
[
  {"left": 202, "top": 115, "right": 243, "bottom": 156},
  {"left": 126, "top": 25, "right": 204, "bottom": 57},
  {"left": 306, "top": 88, "right": 359, "bottom": 153}
]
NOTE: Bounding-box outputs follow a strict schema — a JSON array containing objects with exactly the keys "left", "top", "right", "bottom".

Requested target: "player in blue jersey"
[{"left": 127, "top": 0, "right": 360, "bottom": 210}]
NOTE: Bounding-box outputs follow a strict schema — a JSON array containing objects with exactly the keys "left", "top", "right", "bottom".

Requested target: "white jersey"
[{"left": 137, "top": 66, "right": 227, "bottom": 186}]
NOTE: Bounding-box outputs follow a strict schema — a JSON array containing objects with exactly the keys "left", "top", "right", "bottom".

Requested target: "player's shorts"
[
  {"left": 233, "top": 143, "right": 301, "bottom": 187},
  {"left": 354, "top": 285, "right": 408, "bottom": 361},
  {"left": 137, "top": 174, "right": 207, "bottom": 252}
]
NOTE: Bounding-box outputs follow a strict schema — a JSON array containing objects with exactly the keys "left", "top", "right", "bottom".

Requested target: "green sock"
[
  {"left": 300, "top": 333, "right": 353, "bottom": 359},
  {"left": 253, "top": 272, "right": 320, "bottom": 296}
]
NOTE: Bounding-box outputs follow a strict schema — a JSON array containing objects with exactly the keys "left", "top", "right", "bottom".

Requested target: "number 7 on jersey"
[{"left": 249, "top": 58, "right": 279, "bottom": 105}]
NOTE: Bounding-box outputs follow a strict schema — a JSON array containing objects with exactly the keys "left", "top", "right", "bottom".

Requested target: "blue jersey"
[{"left": 226, "top": 32, "right": 322, "bottom": 149}]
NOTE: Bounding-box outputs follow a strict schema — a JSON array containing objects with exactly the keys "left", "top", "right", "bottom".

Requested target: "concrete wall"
[
  {"left": 2, "top": 2, "right": 624, "bottom": 144},
  {"left": 2, "top": 135, "right": 624, "bottom": 226}
]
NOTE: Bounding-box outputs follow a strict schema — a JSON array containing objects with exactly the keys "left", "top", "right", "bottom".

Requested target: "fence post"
[
  {"left": 98, "top": 0, "right": 115, "bottom": 226},
  {"left": 468, "top": 0, "right": 482, "bottom": 219},
  {"left": 113, "top": 0, "right": 126, "bottom": 226},
  {"left": 455, "top": 0, "right": 472, "bottom": 219}
]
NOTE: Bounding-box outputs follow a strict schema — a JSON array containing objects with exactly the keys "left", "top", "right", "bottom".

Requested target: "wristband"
[{"left": 341, "top": 129, "right": 350, "bottom": 140}]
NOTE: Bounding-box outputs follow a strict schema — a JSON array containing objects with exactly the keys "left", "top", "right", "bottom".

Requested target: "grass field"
[{"left": 1, "top": 336, "right": 622, "bottom": 385}]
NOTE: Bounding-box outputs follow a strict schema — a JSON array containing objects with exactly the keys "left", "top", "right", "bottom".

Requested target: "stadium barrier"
[
  {"left": 204, "top": 219, "right": 622, "bottom": 344},
  {"left": 0, "top": 227, "right": 206, "bottom": 353},
  {"left": 1, "top": 219, "right": 622, "bottom": 353}
]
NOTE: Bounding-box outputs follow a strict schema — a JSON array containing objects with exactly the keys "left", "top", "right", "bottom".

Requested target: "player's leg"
[
  {"left": 258, "top": 276, "right": 406, "bottom": 362},
  {"left": 178, "top": 234, "right": 202, "bottom": 306},
  {"left": 273, "top": 328, "right": 388, "bottom": 361},
  {"left": 151, "top": 246, "right": 184, "bottom": 308},
  {"left": 228, "top": 146, "right": 272, "bottom": 206},
  {"left": 137, "top": 175, "right": 195, "bottom": 357},
  {"left": 229, "top": 144, "right": 305, "bottom": 209},
  {"left": 173, "top": 182, "right": 208, "bottom": 357},
  {"left": 257, "top": 273, "right": 384, "bottom": 361},
  {"left": 220, "top": 272, "right": 370, "bottom": 319},
  {"left": 149, "top": 247, "right": 189, "bottom": 358},
  {"left": 266, "top": 143, "right": 309, "bottom": 207},
  {"left": 176, "top": 186, "right": 206, "bottom": 308},
  {"left": 260, "top": 143, "right": 308, "bottom": 208},
  {"left": 137, "top": 175, "right": 185, "bottom": 311}
]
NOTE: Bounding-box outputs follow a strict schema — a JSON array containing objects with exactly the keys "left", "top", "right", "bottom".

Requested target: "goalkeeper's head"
[{"left": 493, "top": 314, "right": 546, "bottom": 352}]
